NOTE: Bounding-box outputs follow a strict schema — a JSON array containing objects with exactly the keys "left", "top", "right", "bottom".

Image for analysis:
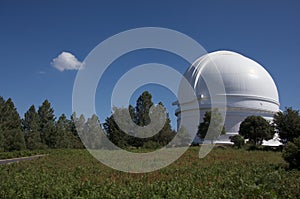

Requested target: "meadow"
[{"left": 0, "top": 147, "right": 300, "bottom": 199}]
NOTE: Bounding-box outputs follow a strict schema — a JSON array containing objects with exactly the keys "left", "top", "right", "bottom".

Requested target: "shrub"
[
  {"left": 143, "top": 141, "right": 161, "bottom": 149},
  {"left": 283, "top": 136, "right": 300, "bottom": 169},
  {"left": 230, "top": 135, "right": 245, "bottom": 149}
]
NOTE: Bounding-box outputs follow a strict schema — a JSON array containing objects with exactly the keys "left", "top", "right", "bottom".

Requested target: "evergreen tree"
[
  {"left": 38, "top": 100, "right": 57, "bottom": 148},
  {"left": 70, "top": 112, "right": 78, "bottom": 137},
  {"left": 150, "top": 102, "right": 175, "bottom": 146},
  {"left": 75, "top": 114, "right": 86, "bottom": 134},
  {"left": 0, "top": 96, "right": 6, "bottom": 151},
  {"left": 104, "top": 111, "right": 129, "bottom": 148},
  {"left": 104, "top": 93, "right": 175, "bottom": 149},
  {"left": 82, "top": 114, "right": 104, "bottom": 149},
  {"left": 56, "top": 114, "right": 73, "bottom": 148},
  {"left": 72, "top": 114, "right": 86, "bottom": 149},
  {"left": 70, "top": 112, "right": 84, "bottom": 148},
  {"left": 198, "top": 109, "right": 226, "bottom": 143},
  {"left": 135, "top": 91, "right": 153, "bottom": 126},
  {"left": 22, "top": 105, "right": 43, "bottom": 150},
  {"left": 0, "top": 98, "right": 26, "bottom": 151},
  {"left": 283, "top": 136, "right": 300, "bottom": 169},
  {"left": 0, "top": 132, "right": 4, "bottom": 152},
  {"left": 173, "top": 126, "right": 191, "bottom": 147},
  {"left": 128, "top": 105, "right": 136, "bottom": 124},
  {"left": 273, "top": 107, "right": 300, "bottom": 144},
  {"left": 112, "top": 107, "right": 138, "bottom": 147}
]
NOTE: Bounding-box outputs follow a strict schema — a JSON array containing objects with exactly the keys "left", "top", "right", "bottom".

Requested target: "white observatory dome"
[{"left": 174, "top": 50, "right": 280, "bottom": 143}]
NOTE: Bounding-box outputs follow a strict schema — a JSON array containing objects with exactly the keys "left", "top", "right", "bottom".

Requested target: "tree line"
[
  {"left": 103, "top": 91, "right": 188, "bottom": 149},
  {"left": 0, "top": 97, "right": 84, "bottom": 151},
  {"left": 0, "top": 91, "right": 190, "bottom": 152},
  {"left": 2, "top": 90, "right": 300, "bottom": 169}
]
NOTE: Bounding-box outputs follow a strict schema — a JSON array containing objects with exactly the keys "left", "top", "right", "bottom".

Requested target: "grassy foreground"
[{"left": 0, "top": 147, "right": 299, "bottom": 199}]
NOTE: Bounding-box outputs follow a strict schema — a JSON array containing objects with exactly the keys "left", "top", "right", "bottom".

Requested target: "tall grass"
[{"left": 0, "top": 147, "right": 299, "bottom": 198}]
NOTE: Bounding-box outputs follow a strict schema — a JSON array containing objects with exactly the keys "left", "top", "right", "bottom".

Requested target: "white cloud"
[{"left": 51, "top": 52, "right": 84, "bottom": 72}]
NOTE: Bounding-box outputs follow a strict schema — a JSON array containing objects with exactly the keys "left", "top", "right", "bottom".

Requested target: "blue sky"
[{"left": 0, "top": 0, "right": 299, "bottom": 129}]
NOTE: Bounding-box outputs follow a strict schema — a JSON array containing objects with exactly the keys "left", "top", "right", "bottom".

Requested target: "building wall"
[{"left": 175, "top": 96, "right": 279, "bottom": 144}]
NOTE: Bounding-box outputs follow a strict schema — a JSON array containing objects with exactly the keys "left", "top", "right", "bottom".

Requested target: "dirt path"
[{"left": 0, "top": 154, "right": 48, "bottom": 165}]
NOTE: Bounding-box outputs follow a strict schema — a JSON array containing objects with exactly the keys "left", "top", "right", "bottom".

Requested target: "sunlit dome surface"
[
  {"left": 185, "top": 50, "right": 279, "bottom": 111},
  {"left": 175, "top": 50, "right": 280, "bottom": 145}
]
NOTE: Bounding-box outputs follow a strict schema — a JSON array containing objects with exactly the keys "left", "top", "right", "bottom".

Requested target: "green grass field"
[{"left": 1, "top": 147, "right": 300, "bottom": 198}]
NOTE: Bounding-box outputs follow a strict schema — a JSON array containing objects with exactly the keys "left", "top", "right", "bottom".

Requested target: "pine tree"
[
  {"left": 70, "top": 112, "right": 78, "bottom": 136},
  {"left": 0, "top": 96, "right": 6, "bottom": 151},
  {"left": 135, "top": 91, "right": 153, "bottom": 126},
  {"left": 56, "top": 114, "right": 74, "bottom": 148},
  {"left": 38, "top": 100, "right": 57, "bottom": 148},
  {"left": 104, "top": 92, "right": 175, "bottom": 149},
  {"left": 70, "top": 112, "right": 84, "bottom": 149},
  {"left": 0, "top": 98, "right": 26, "bottom": 151},
  {"left": 273, "top": 107, "right": 300, "bottom": 144},
  {"left": 198, "top": 109, "right": 226, "bottom": 143},
  {"left": 0, "top": 132, "right": 4, "bottom": 152},
  {"left": 134, "top": 91, "right": 159, "bottom": 147},
  {"left": 150, "top": 102, "right": 175, "bottom": 146},
  {"left": 71, "top": 114, "right": 86, "bottom": 149},
  {"left": 75, "top": 114, "right": 86, "bottom": 133},
  {"left": 23, "top": 105, "right": 43, "bottom": 150},
  {"left": 82, "top": 114, "right": 104, "bottom": 149},
  {"left": 128, "top": 105, "right": 136, "bottom": 124},
  {"left": 173, "top": 126, "right": 191, "bottom": 147},
  {"left": 104, "top": 112, "right": 129, "bottom": 148}
]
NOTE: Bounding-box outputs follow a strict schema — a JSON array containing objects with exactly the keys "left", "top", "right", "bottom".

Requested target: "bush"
[
  {"left": 143, "top": 141, "right": 161, "bottom": 149},
  {"left": 230, "top": 135, "right": 245, "bottom": 149},
  {"left": 283, "top": 136, "right": 300, "bottom": 169}
]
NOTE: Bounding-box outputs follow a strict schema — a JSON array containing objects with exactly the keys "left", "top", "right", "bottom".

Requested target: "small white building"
[{"left": 174, "top": 50, "right": 281, "bottom": 145}]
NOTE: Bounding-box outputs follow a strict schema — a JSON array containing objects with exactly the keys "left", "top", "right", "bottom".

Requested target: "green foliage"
[
  {"left": 103, "top": 92, "right": 174, "bottom": 149},
  {"left": 23, "top": 105, "right": 43, "bottom": 150},
  {"left": 135, "top": 91, "right": 153, "bottom": 126},
  {"left": 56, "top": 114, "right": 75, "bottom": 148},
  {"left": 173, "top": 126, "right": 191, "bottom": 147},
  {"left": 0, "top": 97, "right": 86, "bottom": 151},
  {"left": 0, "top": 97, "right": 26, "bottom": 151},
  {"left": 70, "top": 113, "right": 85, "bottom": 149},
  {"left": 198, "top": 109, "right": 226, "bottom": 142},
  {"left": 9, "top": 129, "right": 26, "bottom": 151},
  {"left": 38, "top": 100, "right": 57, "bottom": 148},
  {"left": 274, "top": 107, "right": 300, "bottom": 144},
  {"left": 0, "top": 91, "right": 177, "bottom": 152},
  {"left": 143, "top": 140, "right": 162, "bottom": 149},
  {"left": 82, "top": 114, "right": 104, "bottom": 149},
  {"left": 1, "top": 148, "right": 299, "bottom": 198},
  {"left": 283, "top": 136, "right": 300, "bottom": 169},
  {"left": 0, "top": 132, "right": 4, "bottom": 152},
  {"left": 103, "top": 109, "right": 130, "bottom": 148},
  {"left": 150, "top": 103, "right": 174, "bottom": 147},
  {"left": 230, "top": 134, "right": 245, "bottom": 149},
  {"left": 239, "top": 116, "right": 274, "bottom": 145}
]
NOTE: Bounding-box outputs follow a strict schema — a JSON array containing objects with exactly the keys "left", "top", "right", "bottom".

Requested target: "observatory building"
[{"left": 174, "top": 50, "right": 280, "bottom": 144}]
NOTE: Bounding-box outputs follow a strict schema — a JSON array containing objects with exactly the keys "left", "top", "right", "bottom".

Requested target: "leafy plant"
[
  {"left": 1, "top": 148, "right": 299, "bottom": 198},
  {"left": 230, "top": 134, "right": 245, "bottom": 149},
  {"left": 283, "top": 136, "right": 300, "bottom": 169},
  {"left": 239, "top": 116, "right": 274, "bottom": 145}
]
